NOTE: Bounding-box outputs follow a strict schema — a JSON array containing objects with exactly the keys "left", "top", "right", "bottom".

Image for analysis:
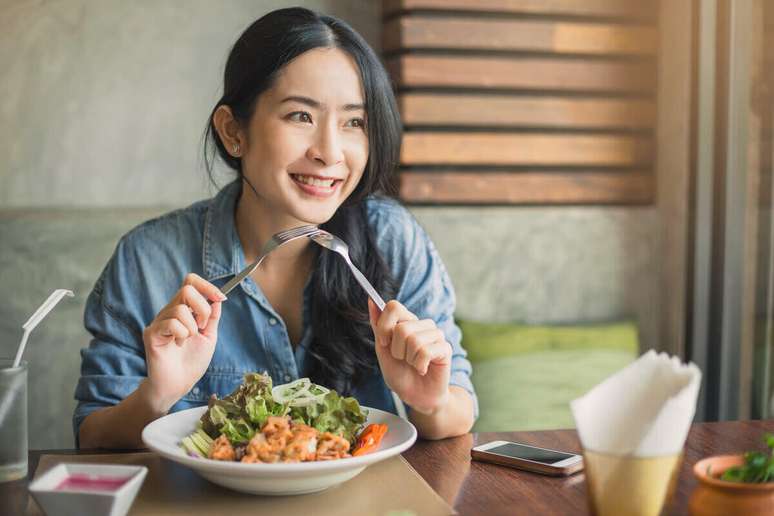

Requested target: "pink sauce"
[{"left": 55, "top": 473, "right": 130, "bottom": 492}]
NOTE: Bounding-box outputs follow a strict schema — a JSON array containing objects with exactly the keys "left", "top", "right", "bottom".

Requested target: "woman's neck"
[{"left": 234, "top": 186, "right": 313, "bottom": 269}]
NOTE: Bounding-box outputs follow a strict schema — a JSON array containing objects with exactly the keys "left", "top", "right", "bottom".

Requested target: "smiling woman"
[{"left": 73, "top": 7, "right": 477, "bottom": 451}]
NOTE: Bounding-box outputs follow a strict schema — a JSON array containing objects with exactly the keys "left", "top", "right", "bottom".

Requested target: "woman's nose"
[{"left": 306, "top": 123, "right": 344, "bottom": 166}]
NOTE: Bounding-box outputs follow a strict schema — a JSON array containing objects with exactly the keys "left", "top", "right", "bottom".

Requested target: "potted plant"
[{"left": 689, "top": 434, "right": 774, "bottom": 516}]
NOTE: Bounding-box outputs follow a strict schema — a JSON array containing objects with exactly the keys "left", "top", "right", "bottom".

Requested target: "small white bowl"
[{"left": 29, "top": 463, "right": 147, "bottom": 516}]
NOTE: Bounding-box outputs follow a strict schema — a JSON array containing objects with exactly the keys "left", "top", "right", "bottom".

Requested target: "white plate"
[{"left": 141, "top": 406, "right": 417, "bottom": 495}]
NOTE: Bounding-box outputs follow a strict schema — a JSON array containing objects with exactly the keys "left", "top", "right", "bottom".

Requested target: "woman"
[{"left": 74, "top": 7, "right": 477, "bottom": 449}]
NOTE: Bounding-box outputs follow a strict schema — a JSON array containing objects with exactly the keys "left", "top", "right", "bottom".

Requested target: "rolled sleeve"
[
  {"left": 447, "top": 333, "right": 479, "bottom": 420},
  {"left": 371, "top": 200, "right": 479, "bottom": 420}
]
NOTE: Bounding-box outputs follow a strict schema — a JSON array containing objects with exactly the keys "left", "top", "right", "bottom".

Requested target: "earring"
[{"left": 233, "top": 143, "right": 240, "bottom": 156}]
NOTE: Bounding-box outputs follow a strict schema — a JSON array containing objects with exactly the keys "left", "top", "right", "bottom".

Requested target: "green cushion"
[
  {"left": 458, "top": 319, "right": 639, "bottom": 363},
  {"left": 459, "top": 320, "right": 639, "bottom": 432},
  {"left": 471, "top": 350, "right": 636, "bottom": 432}
]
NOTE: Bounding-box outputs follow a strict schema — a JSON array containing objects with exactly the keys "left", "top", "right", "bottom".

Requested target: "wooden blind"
[{"left": 383, "top": 0, "right": 659, "bottom": 204}]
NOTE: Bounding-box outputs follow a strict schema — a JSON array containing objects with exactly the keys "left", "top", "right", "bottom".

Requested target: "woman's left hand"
[{"left": 368, "top": 299, "right": 452, "bottom": 415}]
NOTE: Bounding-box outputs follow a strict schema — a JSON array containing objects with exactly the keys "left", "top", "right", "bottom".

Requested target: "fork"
[
  {"left": 220, "top": 224, "right": 320, "bottom": 296},
  {"left": 308, "top": 230, "right": 386, "bottom": 310},
  {"left": 308, "top": 230, "right": 408, "bottom": 419}
]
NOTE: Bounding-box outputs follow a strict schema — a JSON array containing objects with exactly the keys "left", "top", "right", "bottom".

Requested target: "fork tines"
[{"left": 276, "top": 224, "right": 319, "bottom": 239}]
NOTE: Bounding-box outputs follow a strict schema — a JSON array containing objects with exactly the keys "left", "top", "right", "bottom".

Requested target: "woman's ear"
[{"left": 212, "top": 105, "right": 244, "bottom": 157}]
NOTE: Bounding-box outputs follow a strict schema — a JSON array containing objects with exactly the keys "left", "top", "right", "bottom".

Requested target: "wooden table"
[{"left": 3, "top": 420, "right": 772, "bottom": 515}]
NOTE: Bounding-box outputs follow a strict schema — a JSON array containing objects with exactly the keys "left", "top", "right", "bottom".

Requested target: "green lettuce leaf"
[
  {"left": 219, "top": 417, "right": 255, "bottom": 444},
  {"left": 305, "top": 391, "right": 367, "bottom": 443}
]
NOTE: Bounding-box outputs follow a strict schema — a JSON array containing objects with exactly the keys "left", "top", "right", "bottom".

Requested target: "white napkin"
[{"left": 570, "top": 350, "right": 701, "bottom": 457}]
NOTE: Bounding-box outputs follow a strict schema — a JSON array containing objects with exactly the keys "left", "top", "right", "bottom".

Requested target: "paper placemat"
[{"left": 27, "top": 452, "right": 454, "bottom": 516}]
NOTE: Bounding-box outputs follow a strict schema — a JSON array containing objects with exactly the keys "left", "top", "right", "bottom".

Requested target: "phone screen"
[{"left": 485, "top": 443, "right": 576, "bottom": 464}]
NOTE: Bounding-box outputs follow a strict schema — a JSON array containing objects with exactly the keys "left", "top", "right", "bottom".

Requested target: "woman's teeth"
[{"left": 293, "top": 174, "right": 336, "bottom": 188}]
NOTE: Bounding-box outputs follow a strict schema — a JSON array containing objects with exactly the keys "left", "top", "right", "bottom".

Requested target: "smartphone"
[{"left": 471, "top": 440, "right": 584, "bottom": 476}]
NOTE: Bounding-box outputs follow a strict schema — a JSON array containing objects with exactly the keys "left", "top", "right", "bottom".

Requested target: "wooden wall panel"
[
  {"left": 383, "top": 0, "right": 655, "bottom": 19},
  {"left": 384, "top": 17, "right": 657, "bottom": 55},
  {"left": 399, "top": 172, "right": 654, "bottom": 204},
  {"left": 399, "top": 94, "right": 655, "bottom": 128},
  {"left": 389, "top": 55, "right": 655, "bottom": 92},
  {"left": 401, "top": 133, "right": 652, "bottom": 166},
  {"left": 383, "top": 0, "right": 659, "bottom": 205}
]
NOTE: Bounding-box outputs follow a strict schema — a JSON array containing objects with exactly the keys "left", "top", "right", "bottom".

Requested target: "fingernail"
[{"left": 219, "top": 293, "right": 227, "bottom": 302}]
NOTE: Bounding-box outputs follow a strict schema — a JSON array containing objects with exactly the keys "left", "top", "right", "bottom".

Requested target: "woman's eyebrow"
[
  {"left": 280, "top": 95, "right": 364, "bottom": 111},
  {"left": 281, "top": 95, "right": 321, "bottom": 109}
]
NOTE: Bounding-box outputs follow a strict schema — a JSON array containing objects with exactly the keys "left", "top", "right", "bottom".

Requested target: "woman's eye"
[
  {"left": 347, "top": 117, "right": 365, "bottom": 129},
  {"left": 288, "top": 111, "right": 313, "bottom": 124}
]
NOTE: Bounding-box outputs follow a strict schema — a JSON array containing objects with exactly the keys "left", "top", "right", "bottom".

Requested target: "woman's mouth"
[{"left": 290, "top": 174, "right": 343, "bottom": 198}]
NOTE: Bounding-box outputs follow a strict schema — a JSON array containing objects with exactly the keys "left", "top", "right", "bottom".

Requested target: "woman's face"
[{"left": 239, "top": 47, "right": 369, "bottom": 226}]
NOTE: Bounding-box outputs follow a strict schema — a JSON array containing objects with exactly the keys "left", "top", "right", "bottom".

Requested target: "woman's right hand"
[{"left": 141, "top": 273, "right": 226, "bottom": 412}]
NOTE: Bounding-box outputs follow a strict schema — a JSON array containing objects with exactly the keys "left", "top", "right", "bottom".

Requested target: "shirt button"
[
  {"left": 269, "top": 318, "right": 278, "bottom": 326},
  {"left": 193, "top": 386, "right": 200, "bottom": 395}
]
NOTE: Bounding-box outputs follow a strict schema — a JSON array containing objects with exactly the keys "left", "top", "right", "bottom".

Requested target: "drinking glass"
[{"left": 0, "top": 359, "right": 28, "bottom": 482}]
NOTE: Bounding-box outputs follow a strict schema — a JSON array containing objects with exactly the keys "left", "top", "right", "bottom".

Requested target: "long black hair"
[{"left": 203, "top": 8, "right": 402, "bottom": 395}]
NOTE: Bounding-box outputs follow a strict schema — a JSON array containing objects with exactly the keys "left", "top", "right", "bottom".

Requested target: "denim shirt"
[{"left": 73, "top": 181, "right": 477, "bottom": 444}]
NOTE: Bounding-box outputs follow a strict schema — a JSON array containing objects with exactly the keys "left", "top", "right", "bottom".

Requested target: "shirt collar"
[{"left": 202, "top": 180, "right": 244, "bottom": 282}]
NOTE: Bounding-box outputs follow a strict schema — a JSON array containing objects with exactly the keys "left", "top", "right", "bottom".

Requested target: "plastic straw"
[
  {"left": 0, "top": 290, "right": 74, "bottom": 427},
  {"left": 12, "top": 289, "right": 74, "bottom": 368}
]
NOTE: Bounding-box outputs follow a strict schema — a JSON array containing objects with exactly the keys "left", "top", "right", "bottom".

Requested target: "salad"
[{"left": 180, "top": 372, "right": 388, "bottom": 463}]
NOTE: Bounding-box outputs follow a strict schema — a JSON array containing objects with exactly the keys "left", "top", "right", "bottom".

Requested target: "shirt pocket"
[{"left": 181, "top": 371, "right": 246, "bottom": 403}]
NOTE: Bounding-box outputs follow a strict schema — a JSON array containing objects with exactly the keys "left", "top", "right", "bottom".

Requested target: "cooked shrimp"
[
  {"left": 262, "top": 416, "right": 293, "bottom": 447},
  {"left": 208, "top": 435, "right": 236, "bottom": 461},
  {"left": 242, "top": 432, "right": 281, "bottom": 463},
  {"left": 316, "top": 432, "right": 351, "bottom": 461},
  {"left": 283, "top": 423, "right": 318, "bottom": 462}
]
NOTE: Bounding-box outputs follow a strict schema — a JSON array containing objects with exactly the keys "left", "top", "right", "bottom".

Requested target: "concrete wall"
[
  {"left": 0, "top": 0, "right": 658, "bottom": 448},
  {"left": 412, "top": 207, "right": 658, "bottom": 335},
  {"left": 1, "top": 0, "right": 380, "bottom": 207}
]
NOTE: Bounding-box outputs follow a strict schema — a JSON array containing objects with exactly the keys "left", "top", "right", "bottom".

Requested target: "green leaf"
[
  {"left": 245, "top": 397, "right": 270, "bottom": 427},
  {"left": 721, "top": 466, "right": 744, "bottom": 482},
  {"left": 219, "top": 417, "right": 255, "bottom": 444},
  {"left": 719, "top": 433, "right": 774, "bottom": 483},
  {"left": 748, "top": 452, "right": 767, "bottom": 470},
  {"left": 209, "top": 405, "right": 228, "bottom": 426}
]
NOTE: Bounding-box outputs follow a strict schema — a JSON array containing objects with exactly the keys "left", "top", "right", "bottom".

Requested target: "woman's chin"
[
  {"left": 283, "top": 188, "right": 350, "bottom": 225},
  {"left": 290, "top": 205, "right": 337, "bottom": 226}
]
